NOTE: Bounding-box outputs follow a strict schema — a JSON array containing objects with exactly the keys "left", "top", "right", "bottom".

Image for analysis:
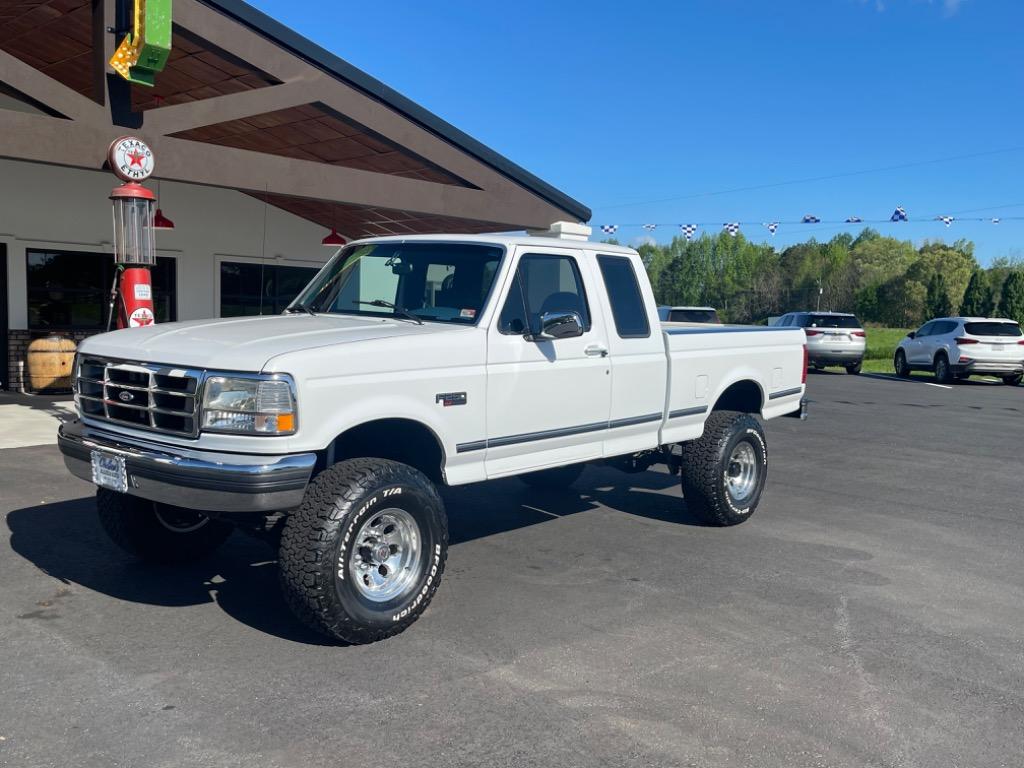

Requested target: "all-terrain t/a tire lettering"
[{"left": 278, "top": 458, "right": 448, "bottom": 644}]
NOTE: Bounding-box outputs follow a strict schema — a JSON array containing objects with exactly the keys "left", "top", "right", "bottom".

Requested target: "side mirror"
[
  {"left": 906, "top": 331, "right": 916, "bottom": 339},
  {"left": 529, "top": 311, "right": 584, "bottom": 341}
]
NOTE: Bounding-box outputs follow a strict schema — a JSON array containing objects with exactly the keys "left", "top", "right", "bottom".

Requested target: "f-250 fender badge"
[{"left": 435, "top": 392, "right": 467, "bottom": 407}]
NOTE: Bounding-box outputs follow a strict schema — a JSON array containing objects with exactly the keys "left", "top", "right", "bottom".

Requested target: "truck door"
[
  {"left": 593, "top": 253, "right": 667, "bottom": 457},
  {"left": 484, "top": 246, "right": 612, "bottom": 478}
]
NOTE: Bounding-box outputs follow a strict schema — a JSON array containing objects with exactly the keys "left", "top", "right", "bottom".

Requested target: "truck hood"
[{"left": 78, "top": 314, "right": 462, "bottom": 371}]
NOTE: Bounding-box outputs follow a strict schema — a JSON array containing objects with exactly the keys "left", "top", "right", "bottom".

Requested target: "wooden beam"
[
  {"left": 0, "top": 49, "right": 106, "bottom": 122},
  {"left": 0, "top": 110, "right": 567, "bottom": 229},
  {"left": 142, "top": 76, "right": 327, "bottom": 136}
]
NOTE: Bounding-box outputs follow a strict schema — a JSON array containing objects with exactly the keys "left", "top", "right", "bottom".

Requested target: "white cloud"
[{"left": 631, "top": 235, "right": 657, "bottom": 247}]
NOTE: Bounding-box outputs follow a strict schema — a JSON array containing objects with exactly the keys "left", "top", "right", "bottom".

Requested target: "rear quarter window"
[
  {"left": 597, "top": 255, "right": 650, "bottom": 338},
  {"left": 964, "top": 322, "right": 1022, "bottom": 337}
]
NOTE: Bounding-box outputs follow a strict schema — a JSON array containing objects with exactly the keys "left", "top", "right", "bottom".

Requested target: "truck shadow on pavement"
[{"left": 6, "top": 466, "right": 697, "bottom": 644}]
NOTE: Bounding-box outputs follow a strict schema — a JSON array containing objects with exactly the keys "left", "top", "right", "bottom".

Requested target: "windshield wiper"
[
  {"left": 285, "top": 302, "right": 317, "bottom": 317},
  {"left": 354, "top": 299, "right": 423, "bottom": 325}
]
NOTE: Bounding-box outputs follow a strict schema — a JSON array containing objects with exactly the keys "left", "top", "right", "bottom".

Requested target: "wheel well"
[
  {"left": 712, "top": 380, "right": 763, "bottom": 414},
  {"left": 327, "top": 419, "right": 445, "bottom": 483}
]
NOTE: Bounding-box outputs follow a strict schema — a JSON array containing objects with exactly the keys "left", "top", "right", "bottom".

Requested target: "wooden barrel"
[{"left": 26, "top": 335, "right": 77, "bottom": 393}]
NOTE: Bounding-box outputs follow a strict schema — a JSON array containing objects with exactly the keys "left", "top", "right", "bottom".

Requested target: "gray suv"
[{"left": 774, "top": 311, "right": 866, "bottom": 374}]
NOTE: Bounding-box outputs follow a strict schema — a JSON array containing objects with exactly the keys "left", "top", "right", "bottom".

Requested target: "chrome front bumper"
[{"left": 58, "top": 420, "right": 316, "bottom": 513}]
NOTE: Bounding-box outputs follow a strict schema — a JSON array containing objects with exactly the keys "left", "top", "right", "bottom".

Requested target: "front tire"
[
  {"left": 278, "top": 458, "right": 448, "bottom": 644},
  {"left": 1004, "top": 373, "right": 1023, "bottom": 386},
  {"left": 518, "top": 463, "right": 585, "bottom": 489},
  {"left": 934, "top": 353, "right": 953, "bottom": 384},
  {"left": 680, "top": 410, "right": 767, "bottom": 526},
  {"left": 96, "top": 490, "right": 233, "bottom": 563}
]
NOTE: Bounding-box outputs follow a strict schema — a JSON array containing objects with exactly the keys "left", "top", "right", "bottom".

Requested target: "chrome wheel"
[
  {"left": 725, "top": 442, "right": 758, "bottom": 504},
  {"left": 154, "top": 504, "right": 211, "bottom": 533},
  {"left": 348, "top": 508, "right": 423, "bottom": 603}
]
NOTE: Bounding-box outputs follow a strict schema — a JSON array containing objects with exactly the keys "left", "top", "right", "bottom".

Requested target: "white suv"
[
  {"left": 773, "top": 311, "right": 866, "bottom": 374},
  {"left": 894, "top": 317, "right": 1024, "bottom": 385}
]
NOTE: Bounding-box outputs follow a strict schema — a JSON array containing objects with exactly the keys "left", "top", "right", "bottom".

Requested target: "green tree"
[
  {"left": 997, "top": 271, "right": 1024, "bottom": 324},
  {"left": 960, "top": 270, "right": 994, "bottom": 317},
  {"left": 911, "top": 240, "right": 978, "bottom": 311},
  {"left": 926, "top": 272, "right": 954, "bottom": 318}
]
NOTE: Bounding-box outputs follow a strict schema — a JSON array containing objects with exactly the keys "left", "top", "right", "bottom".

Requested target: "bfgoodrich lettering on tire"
[
  {"left": 679, "top": 410, "right": 768, "bottom": 526},
  {"left": 278, "top": 458, "right": 448, "bottom": 644}
]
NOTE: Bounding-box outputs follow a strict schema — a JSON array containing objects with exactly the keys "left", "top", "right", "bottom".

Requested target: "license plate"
[
  {"left": 90, "top": 451, "right": 127, "bottom": 493},
  {"left": 829, "top": 334, "right": 849, "bottom": 342}
]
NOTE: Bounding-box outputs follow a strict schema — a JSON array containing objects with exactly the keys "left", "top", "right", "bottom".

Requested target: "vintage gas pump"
[{"left": 107, "top": 136, "right": 157, "bottom": 329}]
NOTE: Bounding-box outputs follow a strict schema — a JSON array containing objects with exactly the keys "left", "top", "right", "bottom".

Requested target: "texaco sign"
[{"left": 107, "top": 136, "right": 155, "bottom": 182}]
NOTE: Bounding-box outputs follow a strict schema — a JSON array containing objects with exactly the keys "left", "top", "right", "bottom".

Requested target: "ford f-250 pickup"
[{"left": 59, "top": 234, "right": 808, "bottom": 643}]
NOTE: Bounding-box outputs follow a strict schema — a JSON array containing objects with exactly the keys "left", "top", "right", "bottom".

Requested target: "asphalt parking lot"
[{"left": 2, "top": 373, "right": 1022, "bottom": 768}]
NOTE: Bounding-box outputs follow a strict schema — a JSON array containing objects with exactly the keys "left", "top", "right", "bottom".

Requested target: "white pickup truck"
[{"left": 59, "top": 234, "right": 807, "bottom": 643}]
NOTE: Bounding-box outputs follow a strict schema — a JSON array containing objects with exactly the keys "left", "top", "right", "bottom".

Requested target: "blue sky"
[{"left": 248, "top": 0, "right": 1023, "bottom": 264}]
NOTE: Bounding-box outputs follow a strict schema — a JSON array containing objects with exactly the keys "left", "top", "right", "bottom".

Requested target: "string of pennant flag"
[{"left": 598, "top": 206, "right": 1016, "bottom": 240}]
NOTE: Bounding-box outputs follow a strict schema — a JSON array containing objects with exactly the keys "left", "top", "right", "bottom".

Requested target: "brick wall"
[{"left": 5, "top": 329, "right": 100, "bottom": 393}]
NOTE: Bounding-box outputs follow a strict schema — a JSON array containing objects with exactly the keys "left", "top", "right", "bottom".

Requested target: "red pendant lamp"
[
  {"left": 321, "top": 227, "right": 345, "bottom": 247},
  {"left": 322, "top": 206, "right": 345, "bottom": 247},
  {"left": 153, "top": 179, "right": 175, "bottom": 230}
]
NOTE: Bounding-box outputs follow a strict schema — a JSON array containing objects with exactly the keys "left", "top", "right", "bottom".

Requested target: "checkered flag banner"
[
  {"left": 891, "top": 206, "right": 909, "bottom": 222},
  {"left": 801, "top": 214, "right": 821, "bottom": 224},
  {"left": 763, "top": 222, "right": 779, "bottom": 236},
  {"left": 937, "top": 216, "right": 954, "bottom": 227},
  {"left": 845, "top": 216, "right": 863, "bottom": 223},
  {"left": 600, "top": 224, "right": 618, "bottom": 234},
  {"left": 642, "top": 224, "right": 657, "bottom": 231},
  {"left": 723, "top": 222, "right": 740, "bottom": 237},
  {"left": 992, "top": 218, "right": 1000, "bottom": 224},
  {"left": 679, "top": 224, "right": 698, "bottom": 241}
]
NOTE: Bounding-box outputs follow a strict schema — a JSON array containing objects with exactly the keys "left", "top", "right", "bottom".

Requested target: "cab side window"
[
  {"left": 498, "top": 254, "right": 591, "bottom": 335},
  {"left": 917, "top": 322, "right": 934, "bottom": 337}
]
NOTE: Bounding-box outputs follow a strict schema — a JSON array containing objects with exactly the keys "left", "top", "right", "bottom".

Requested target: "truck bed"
[{"left": 658, "top": 323, "right": 807, "bottom": 445}]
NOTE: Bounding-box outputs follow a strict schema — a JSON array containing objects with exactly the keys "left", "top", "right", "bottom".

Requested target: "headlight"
[{"left": 201, "top": 375, "right": 297, "bottom": 435}]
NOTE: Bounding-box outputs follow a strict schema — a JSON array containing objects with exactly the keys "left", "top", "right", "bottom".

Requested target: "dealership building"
[{"left": 0, "top": 0, "right": 590, "bottom": 390}]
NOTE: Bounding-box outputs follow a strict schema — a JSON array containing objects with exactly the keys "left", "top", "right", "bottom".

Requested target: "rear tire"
[
  {"left": 680, "top": 410, "right": 767, "bottom": 526},
  {"left": 894, "top": 350, "right": 910, "bottom": 378},
  {"left": 518, "top": 463, "right": 585, "bottom": 489},
  {"left": 1004, "top": 373, "right": 1023, "bottom": 386},
  {"left": 96, "top": 490, "right": 233, "bottom": 564},
  {"left": 846, "top": 361, "right": 862, "bottom": 375},
  {"left": 278, "top": 458, "right": 448, "bottom": 644},
  {"left": 934, "top": 353, "right": 953, "bottom": 384}
]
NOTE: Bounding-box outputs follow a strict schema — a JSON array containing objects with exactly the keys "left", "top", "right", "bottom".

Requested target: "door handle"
[{"left": 584, "top": 344, "right": 608, "bottom": 357}]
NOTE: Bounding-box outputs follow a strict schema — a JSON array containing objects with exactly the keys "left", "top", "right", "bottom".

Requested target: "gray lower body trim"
[
  {"left": 769, "top": 386, "right": 804, "bottom": 400},
  {"left": 457, "top": 412, "right": 664, "bottom": 454},
  {"left": 669, "top": 405, "right": 709, "bottom": 419}
]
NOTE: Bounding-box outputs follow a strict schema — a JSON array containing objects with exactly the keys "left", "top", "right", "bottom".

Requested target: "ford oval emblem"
[{"left": 118, "top": 390, "right": 134, "bottom": 403}]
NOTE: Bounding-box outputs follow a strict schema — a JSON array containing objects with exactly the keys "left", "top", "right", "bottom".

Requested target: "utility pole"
[{"left": 816, "top": 277, "right": 823, "bottom": 312}]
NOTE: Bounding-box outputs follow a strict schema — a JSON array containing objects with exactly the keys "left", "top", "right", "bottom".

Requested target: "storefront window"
[
  {"left": 219, "top": 261, "right": 319, "bottom": 317},
  {"left": 26, "top": 250, "right": 176, "bottom": 330}
]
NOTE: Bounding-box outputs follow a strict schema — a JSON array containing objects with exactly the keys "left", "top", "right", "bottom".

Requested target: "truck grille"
[{"left": 75, "top": 356, "right": 202, "bottom": 437}]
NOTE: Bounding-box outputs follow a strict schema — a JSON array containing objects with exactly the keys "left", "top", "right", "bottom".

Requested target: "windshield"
[
  {"left": 292, "top": 242, "right": 504, "bottom": 324},
  {"left": 805, "top": 314, "right": 861, "bottom": 328},
  {"left": 964, "top": 321, "right": 1022, "bottom": 337}
]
